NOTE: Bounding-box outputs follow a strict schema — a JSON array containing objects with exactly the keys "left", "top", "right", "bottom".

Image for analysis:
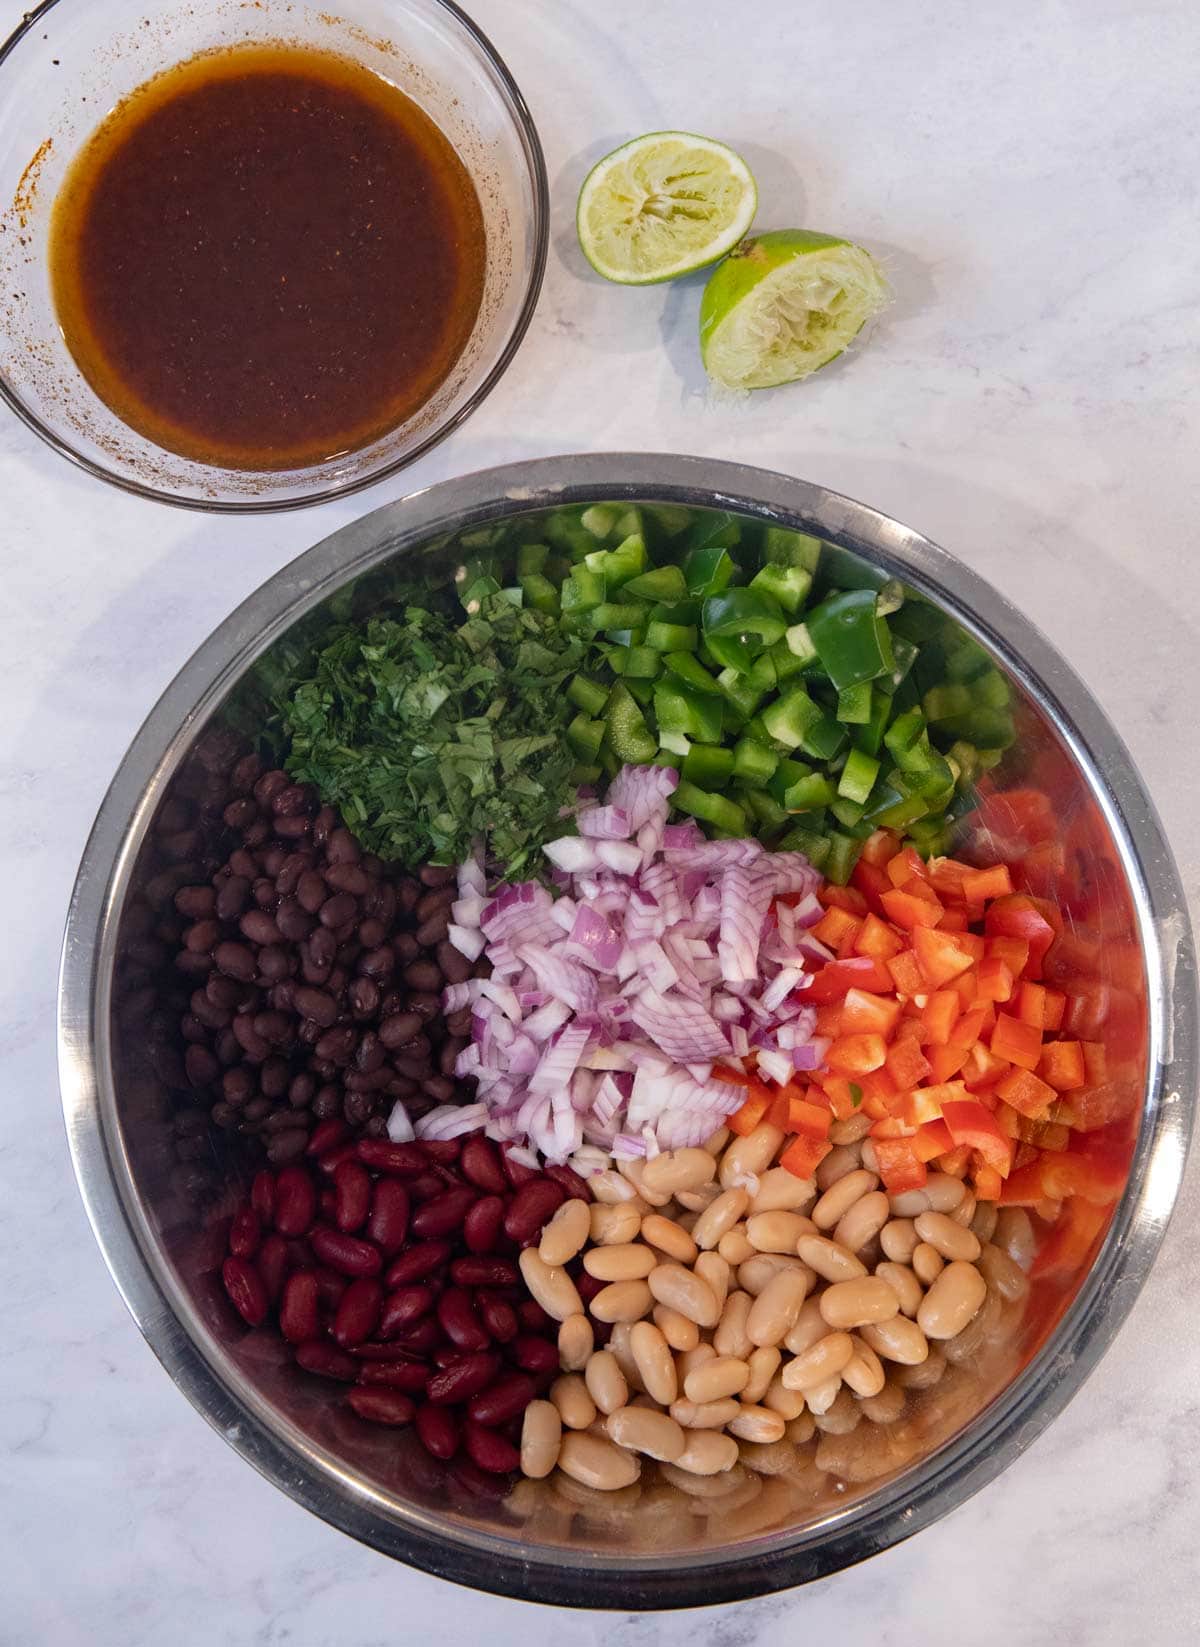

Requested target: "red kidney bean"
[
  {"left": 294, "top": 1341, "right": 359, "bottom": 1381},
  {"left": 355, "top": 1139, "right": 426, "bottom": 1175},
  {"left": 437, "top": 1287, "right": 490, "bottom": 1353},
  {"left": 432, "top": 1346, "right": 466, "bottom": 1371},
  {"left": 503, "top": 1179, "right": 564, "bottom": 1246},
  {"left": 367, "top": 1179, "right": 410, "bottom": 1255},
  {"left": 319, "top": 1187, "right": 338, "bottom": 1221},
  {"left": 280, "top": 1271, "right": 321, "bottom": 1343},
  {"left": 384, "top": 1240, "right": 452, "bottom": 1288},
  {"left": 459, "top": 1136, "right": 506, "bottom": 1195},
  {"left": 501, "top": 1146, "right": 539, "bottom": 1189},
  {"left": 222, "top": 1257, "right": 268, "bottom": 1327},
  {"left": 347, "top": 1387, "right": 415, "bottom": 1427},
  {"left": 508, "top": 1335, "right": 559, "bottom": 1376},
  {"left": 407, "top": 1171, "right": 446, "bottom": 1204},
  {"left": 357, "top": 1359, "right": 430, "bottom": 1394},
  {"left": 415, "top": 1403, "right": 460, "bottom": 1460},
  {"left": 333, "top": 1160, "right": 372, "bottom": 1234},
  {"left": 450, "top": 1257, "right": 519, "bottom": 1288},
  {"left": 305, "top": 1118, "right": 348, "bottom": 1157},
  {"left": 467, "top": 1372, "right": 535, "bottom": 1429},
  {"left": 517, "top": 1298, "right": 553, "bottom": 1334},
  {"left": 249, "top": 1169, "right": 276, "bottom": 1227},
  {"left": 421, "top": 1138, "right": 462, "bottom": 1166},
  {"left": 576, "top": 1271, "right": 605, "bottom": 1305},
  {"left": 462, "top": 1195, "right": 505, "bottom": 1256},
  {"left": 310, "top": 1227, "right": 382, "bottom": 1278},
  {"left": 274, "top": 1166, "right": 317, "bottom": 1237},
  {"left": 228, "top": 1206, "right": 261, "bottom": 1260},
  {"left": 257, "top": 1235, "right": 289, "bottom": 1304},
  {"left": 390, "top": 1317, "right": 442, "bottom": 1356},
  {"left": 380, "top": 1284, "right": 435, "bottom": 1337},
  {"left": 426, "top": 1351, "right": 500, "bottom": 1407},
  {"left": 477, "top": 1294, "right": 519, "bottom": 1345},
  {"left": 316, "top": 1142, "right": 359, "bottom": 1177},
  {"left": 313, "top": 1267, "right": 348, "bottom": 1311},
  {"left": 333, "top": 1278, "right": 383, "bottom": 1347},
  {"left": 543, "top": 1163, "right": 590, "bottom": 1203},
  {"left": 410, "top": 1187, "right": 477, "bottom": 1240},
  {"left": 463, "top": 1421, "right": 520, "bottom": 1475}
]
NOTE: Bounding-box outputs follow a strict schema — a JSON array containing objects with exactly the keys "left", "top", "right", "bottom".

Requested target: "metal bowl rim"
[{"left": 58, "top": 453, "right": 1197, "bottom": 1607}]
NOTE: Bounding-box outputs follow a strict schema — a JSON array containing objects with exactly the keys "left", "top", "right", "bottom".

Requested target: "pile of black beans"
[{"left": 131, "top": 738, "right": 481, "bottom": 1180}]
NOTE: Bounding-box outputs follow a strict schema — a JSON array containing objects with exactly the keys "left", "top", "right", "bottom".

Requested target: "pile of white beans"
[{"left": 514, "top": 1114, "right": 1036, "bottom": 1493}]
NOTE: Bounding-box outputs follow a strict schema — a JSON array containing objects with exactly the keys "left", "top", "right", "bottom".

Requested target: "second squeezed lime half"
[{"left": 700, "top": 230, "right": 890, "bottom": 389}]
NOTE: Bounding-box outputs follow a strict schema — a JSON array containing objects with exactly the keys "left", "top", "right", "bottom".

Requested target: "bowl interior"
[
  {"left": 0, "top": 0, "right": 544, "bottom": 509},
  {"left": 68, "top": 468, "right": 1178, "bottom": 1605}
]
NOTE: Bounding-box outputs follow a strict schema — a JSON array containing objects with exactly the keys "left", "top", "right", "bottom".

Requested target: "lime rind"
[
  {"left": 577, "top": 131, "right": 758, "bottom": 286},
  {"left": 700, "top": 230, "right": 890, "bottom": 390}
]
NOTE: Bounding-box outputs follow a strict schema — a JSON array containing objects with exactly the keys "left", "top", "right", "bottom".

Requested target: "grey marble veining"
[{"left": 1, "top": 0, "right": 1198, "bottom": 1640}]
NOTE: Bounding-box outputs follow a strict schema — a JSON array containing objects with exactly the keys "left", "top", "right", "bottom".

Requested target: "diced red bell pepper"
[
  {"left": 820, "top": 1075, "right": 861, "bottom": 1121},
  {"left": 779, "top": 1133, "right": 832, "bottom": 1180},
  {"left": 827, "top": 1033, "right": 888, "bottom": 1076},
  {"left": 804, "top": 956, "right": 894, "bottom": 1003},
  {"left": 995, "top": 1067, "right": 1057, "bottom": 1119},
  {"left": 727, "top": 1085, "right": 772, "bottom": 1135},
  {"left": 881, "top": 887, "right": 945, "bottom": 930},
  {"left": 1042, "top": 989, "right": 1066, "bottom": 1032},
  {"left": 913, "top": 1118, "right": 954, "bottom": 1160},
  {"left": 948, "top": 1003, "right": 990, "bottom": 1050},
  {"left": 976, "top": 955, "right": 1015, "bottom": 1003},
  {"left": 1062, "top": 1078, "right": 1140, "bottom": 1132},
  {"left": 973, "top": 1163, "right": 1004, "bottom": 1201},
  {"left": 1038, "top": 1040, "right": 1086, "bottom": 1091},
  {"left": 886, "top": 845, "right": 930, "bottom": 889},
  {"left": 840, "top": 988, "right": 903, "bottom": 1038},
  {"left": 986, "top": 935, "right": 1030, "bottom": 978},
  {"left": 912, "top": 925, "right": 976, "bottom": 987},
  {"left": 941, "top": 1099, "right": 1014, "bottom": 1175},
  {"left": 813, "top": 905, "right": 863, "bottom": 950},
  {"left": 1015, "top": 981, "right": 1047, "bottom": 1028},
  {"left": 850, "top": 859, "right": 891, "bottom": 913},
  {"left": 886, "top": 1037, "right": 932, "bottom": 1090},
  {"left": 927, "top": 1042, "right": 971, "bottom": 1082},
  {"left": 961, "top": 864, "right": 1014, "bottom": 904},
  {"left": 860, "top": 828, "right": 902, "bottom": 867},
  {"left": 935, "top": 1144, "right": 972, "bottom": 1177},
  {"left": 990, "top": 1012, "right": 1044, "bottom": 1072},
  {"left": 853, "top": 913, "right": 904, "bottom": 961},
  {"left": 886, "top": 950, "right": 925, "bottom": 996},
  {"left": 984, "top": 893, "right": 1061, "bottom": 978},
  {"left": 922, "top": 991, "right": 961, "bottom": 1045},
  {"left": 819, "top": 885, "right": 869, "bottom": 915},
  {"left": 786, "top": 1095, "right": 833, "bottom": 1139},
  {"left": 927, "top": 856, "right": 974, "bottom": 901},
  {"left": 962, "top": 1042, "right": 1010, "bottom": 1090},
  {"left": 873, "top": 1137, "right": 928, "bottom": 1195},
  {"left": 1032, "top": 1198, "right": 1109, "bottom": 1277}
]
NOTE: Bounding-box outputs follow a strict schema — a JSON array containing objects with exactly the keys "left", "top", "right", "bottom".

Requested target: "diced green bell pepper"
[
  {"left": 761, "top": 685, "right": 821, "bottom": 749},
  {"left": 716, "top": 669, "right": 764, "bottom": 720},
  {"left": 584, "top": 532, "right": 646, "bottom": 588},
  {"left": 806, "top": 588, "right": 895, "bottom": 690},
  {"left": 566, "top": 713, "right": 605, "bottom": 761},
  {"left": 785, "top": 772, "right": 839, "bottom": 812},
  {"left": 837, "top": 682, "right": 873, "bottom": 724},
  {"left": 516, "top": 542, "right": 549, "bottom": 577},
  {"left": 741, "top": 786, "right": 789, "bottom": 832},
  {"left": 824, "top": 832, "right": 864, "bottom": 886},
  {"left": 518, "top": 573, "right": 559, "bottom": 615},
  {"left": 605, "top": 683, "right": 657, "bottom": 764},
  {"left": 567, "top": 673, "right": 610, "bottom": 716},
  {"left": 622, "top": 564, "right": 688, "bottom": 603},
  {"left": 705, "top": 632, "right": 757, "bottom": 673},
  {"left": 674, "top": 780, "right": 747, "bottom": 834},
  {"left": 854, "top": 687, "right": 893, "bottom": 757},
  {"left": 682, "top": 744, "right": 735, "bottom": 789},
  {"left": 561, "top": 566, "right": 605, "bottom": 616},
  {"left": 702, "top": 589, "right": 789, "bottom": 649},
  {"left": 732, "top": 737, "right": 778, "bottom": 786},
  {"left": 645, "top": 619, "right": 698, "bottom": 652},
  {"left": 683, "top": 543, "right": 736, "bottom": 597},
  {"left": 663, "top": 652, "right": 722, "bottom": 695},
  {"left": 777, "top": 824, "right": 831, "bottom": 869},
  {"left": 750, "top": 562, "right": 812, "bottom": 615},
  {"left": 654, "top": 680, "right": 724, "bottom": 744},
  {"left": 838, "top": 747, "right": 881, "bottom": 805},
  {"left": 763, "top": 526, "right": 822, "bottom": 572},
  {"left": 622, "top": 646, "right": 662, "bottom": 678}
]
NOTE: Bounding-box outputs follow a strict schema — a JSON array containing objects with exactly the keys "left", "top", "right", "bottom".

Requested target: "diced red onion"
[
  {"left": 416, "top": 1102, "right": 488, "bottom": 1141},
  {"left": 447, "top": 923, "right": 486, "bottom": 962},
  {"left": 578, "top": 804, "right": 631, "bottom": 839},
  {"left": 386, "top": 1102, "right": 416, "bottom": 1143}
]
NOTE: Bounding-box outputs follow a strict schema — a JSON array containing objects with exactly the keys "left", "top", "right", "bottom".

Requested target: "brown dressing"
[{"left": 50, "top": 44, "right": 486, "bottom": 470}]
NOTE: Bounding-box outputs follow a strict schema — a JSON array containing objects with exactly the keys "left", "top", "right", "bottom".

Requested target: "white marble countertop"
[{"left": 3, "top": 0, "right": 1199, "bottom": 1639}]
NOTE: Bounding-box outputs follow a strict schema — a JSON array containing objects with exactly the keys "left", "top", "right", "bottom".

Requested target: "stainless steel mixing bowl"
[{"left": 59, "top": 455, "right": 1197, "bottom": 1607}]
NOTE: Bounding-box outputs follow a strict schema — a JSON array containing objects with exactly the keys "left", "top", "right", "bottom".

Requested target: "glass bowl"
[
  {"left": 58, "top": 456, "right": 1196, "bottom": 1605},
  {"left": 0, "top": 0, "right": 547, "bottom": 510}
]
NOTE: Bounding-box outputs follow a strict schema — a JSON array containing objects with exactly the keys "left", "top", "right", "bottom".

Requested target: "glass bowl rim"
[{"left": 0, "top": 0, "right": 550, "bottom": 513}]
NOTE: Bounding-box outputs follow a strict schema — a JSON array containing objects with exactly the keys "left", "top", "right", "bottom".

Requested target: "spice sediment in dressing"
[{"left": 50, "top": 44, "right": 486, "bottom": 470}]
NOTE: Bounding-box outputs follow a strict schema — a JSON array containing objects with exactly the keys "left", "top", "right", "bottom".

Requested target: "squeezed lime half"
[
  {"left": 700, "top": 229, "right": 890, "bottom": 389},
  {"left": 577, "top": 131, "right": 758, "bottom": 285}
]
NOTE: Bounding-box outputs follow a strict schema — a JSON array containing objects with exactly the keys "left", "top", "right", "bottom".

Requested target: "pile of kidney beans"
[
  {"left": 164, "top": 752, "right": 482, "bottom": 1166},
  {"left": 222, "top": 1129, "right": 590, "bottom": 1475}
]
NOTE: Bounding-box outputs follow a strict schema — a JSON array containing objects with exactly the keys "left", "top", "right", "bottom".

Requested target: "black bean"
[
  {"left": 349, "top": 977, "right": 379, "bottom": 1019},
  {"left": 231, "top": 753, "right": 263, "bottom": 794},
  {"left": 253, "top": 769, "right": 289, "bottom": 807},
  {"left": 415, "top": 911, "right": 450, "bottom": 946},
  {"left": 223, "top": 798, "right": 258, "bottom": 831},
  {"left": 228, "top": 849, "right": 258, "bottom": 880},
  {"left": 437, "top": 940, "right": 474, "bottom": 985},
  {"left": 293, "top": 986, "right": 338, "bottom": 1027},
  {"left": 325, "top": 862, "right": 370, "bottom": 896},
  {"left": 275, "top": 898, "right": 314, "bottom": 942},
  {"left": 359, "top": 945, "right": 395, "bottom": 981},
  {"left": 355, "top": 1031, "right": 385, "bottom": 1074},
  {"left": 267, "top": 1130, "right": 309, "bottom": 1164},
  {"left": 407, "top": 993, "right": 441, "bottom": 1022},
  {"left": 257, "top": 945, "right": 293, "bottom": 983},
  {"left": 272, "top": 783, "right": 311, "bottom": 818},
  {"left": 315, "top": 1026, "right": 357, "bottom": 1063},
  {"left": 313, "top": 1085, "right": 342, "bottom": 1119},
  {"left": 393, "top": 933, "right": 420, "bottom": 964},
  {"left": 223, "top": 1067, "right": 255, "bottom": 1105},
  {"left": 379, "top": 1011, "right": 423, "bottom": 1049},
  {"left": 185, "top": 1045, "right": 219, "bottom": 1086},
  {"left": 319, "top": 892, "right": 357, "bottom": 929},
  {"left": 215, "top": 875, "right": 251, "bottom": 921},
  {"left": 274, "top": 815, "right": 311, "bottom": 840},
  {"left": 289, "top": 1073, "right": 316, "bottom": 1109},
  {"left": 241, "top": 909, "right": 282, "bottom": 946},
  {"left": 296, "top": 870, "right": 328, "bottom": 914},
  {"left": 326, "top": 829, "right": 361, "bottom": 865},
  {"left": 312, "top": 806, "right": 338, "bottom": 850},
  {"left": 274, "top": 854, "right": 309, "bottom": 897},
  {"left": 175, "top": 950, "right": 214, "bottom": 979},
  {"left": 357, "top": 917, "right": 386, "bottom": 951},
  {"left": 403, "top": 960, "right": 442, "bottom": 993},
  {"left": 175, "top": 885, "right": 217, "bottom": 919},
  {"left": 419, "top": 864, "right": 455, "bottom": 889},
  {"left": 440, "top": 1037, "right": 467, "bottom": 1077}
]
